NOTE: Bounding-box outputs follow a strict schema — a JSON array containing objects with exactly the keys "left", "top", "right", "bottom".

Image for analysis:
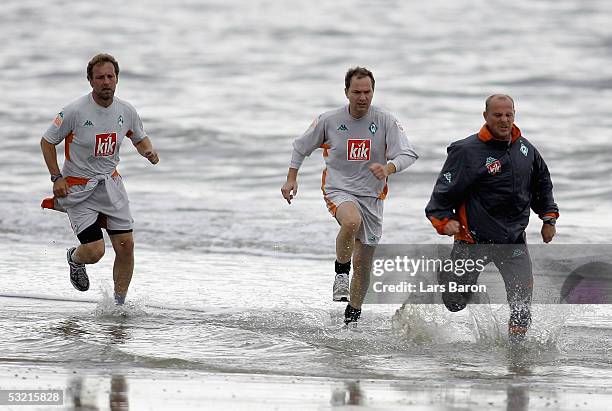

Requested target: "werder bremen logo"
[
  {"left": 369, "top": 122, "right": 378, "bottom": 135},
  {"left": 485, "top": 156, "right": 502, "bottom": 175},
  {"left": 53, "top": 112, "right": 64, "bottom": 127}
]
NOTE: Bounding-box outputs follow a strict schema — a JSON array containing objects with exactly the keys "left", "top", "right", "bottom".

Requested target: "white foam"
[
  {"left": 93, "top": 284, "right": 148, "bottom": 318},
  {"left": 392, "top": 303, "right": 580, "bottom": 350},
  {"left": 392, "top": 304, "right": 474, "bottom": 344}
]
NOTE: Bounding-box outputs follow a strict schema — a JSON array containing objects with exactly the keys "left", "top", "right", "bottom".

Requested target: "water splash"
[
  {"left": 391, "top": 304, "right": 473, "bottom": 344},
  {"left": 93, "top": 284, "right": 148, "bottom": 318},
  {"left": 392, "top": 302, "right": 578, "bottom": 350}
]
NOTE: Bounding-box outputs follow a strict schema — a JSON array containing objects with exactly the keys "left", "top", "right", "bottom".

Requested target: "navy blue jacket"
[{"left": 425, "top": 125, "right": 559, "bottom": 244}]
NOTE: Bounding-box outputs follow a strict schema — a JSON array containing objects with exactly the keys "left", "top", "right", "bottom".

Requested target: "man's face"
[
  {"left": 345, "top": 76, "right": 374, "bottom": 118},
  {"left": 483, "top": 97, "right": 515, "bottom": 141},
  {"left": 89, "top": 62, "right": 117, "bottom": 104}
]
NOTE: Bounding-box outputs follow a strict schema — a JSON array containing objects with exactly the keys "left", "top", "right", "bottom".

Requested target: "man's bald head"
[{"left": 485, "top": 94, "right": 515, "bottom": 112}]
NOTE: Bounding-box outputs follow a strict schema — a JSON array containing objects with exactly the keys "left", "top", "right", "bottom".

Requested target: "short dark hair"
[
  {"left": 87, "top": 53, "right": 120, "bottom": 80},
  {"left": 485, "top": 94, "right": 514, "bottom": 112},
  {"left": 345, "top": 67, "right": 375, "bottom": 90}
]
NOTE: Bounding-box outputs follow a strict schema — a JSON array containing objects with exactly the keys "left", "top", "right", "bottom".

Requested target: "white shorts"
[
  {"left": 66, "top": 178, "right": 134, "bottom": 235},
  {"left": 323, "top": 190, "right": 383, "bottom": 245}
]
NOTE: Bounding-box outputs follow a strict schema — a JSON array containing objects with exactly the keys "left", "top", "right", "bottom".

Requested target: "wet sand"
[{"left": 1, "top": 364, "right": 611, "bottom": 410}]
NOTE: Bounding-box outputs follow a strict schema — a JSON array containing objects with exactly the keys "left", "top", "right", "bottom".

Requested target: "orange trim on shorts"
[
  {"left": 324, "top": 195, "right": 337, "bottom": 216},
  {"left": 321, "top": 168, "right": 337, "bottom": 215}
]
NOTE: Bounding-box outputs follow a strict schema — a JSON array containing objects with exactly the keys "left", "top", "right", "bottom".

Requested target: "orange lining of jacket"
[{"left": 477, "top": 124, "right": 521, "bottom": 143}]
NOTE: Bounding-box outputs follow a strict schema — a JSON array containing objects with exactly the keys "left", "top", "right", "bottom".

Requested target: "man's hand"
[
  {"left": 541, "top": 223, "right": 555, "bottom": 243},
  {"left": 443, "top": 220, "right": 461, "bottom": 236},
  {"left": 134, "top": 138, "right": 159, "bottom": 164},
  {"left": 53, "top": 178, "right": 69, "bottom": 198},
  {"left": 281, "top": 180, "right": 298, "bottom": 204},
  {"left": 370, "top": 163, "right": 395, "bottom": 180},
  {"left": 144, "top": 150, "right": 159, "bottom": 164}
]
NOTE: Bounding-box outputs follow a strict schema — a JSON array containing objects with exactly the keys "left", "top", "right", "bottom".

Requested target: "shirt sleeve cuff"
[{"left": 290, "top": 148, "right": 306, "bottom": 169}]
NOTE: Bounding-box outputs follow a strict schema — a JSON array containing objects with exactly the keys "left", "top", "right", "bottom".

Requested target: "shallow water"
[
  {"left": 1, "top": 0, "right": 612, "bottom": 409},
  {"left": 1, "top": 246, "right": 611, "bottom": 409}
]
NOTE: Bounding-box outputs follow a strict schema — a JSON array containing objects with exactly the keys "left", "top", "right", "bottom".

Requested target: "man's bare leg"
[
  {"left": 343, "top": 239, "right": 376, "bottom": 324},
  {"left": 349, "top": 239, "right": 376, "bottom": 310},
  {"left": 68, "top": 239, "right": 105, "bottom": 292},
  {"left": 109, "top": 232, "right": 134, "bottom": 303},
  {"left": 333, "top": 202, "right": 362, "bottom": 301},
  {"left": 335, "top": 202, "right": 362, "bottom": 263},
  {"left": 72, "top": 239, "right": 105, "bottom": 264}
]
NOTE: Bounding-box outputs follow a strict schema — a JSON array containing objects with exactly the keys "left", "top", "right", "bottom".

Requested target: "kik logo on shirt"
[
  {"left": 347, "top": 139, "right": 371, "bottom": 161},
  {"left": 95, "top": 133, "right": 117, "bottom": 157}
]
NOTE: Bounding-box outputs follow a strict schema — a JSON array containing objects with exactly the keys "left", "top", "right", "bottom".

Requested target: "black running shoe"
[
  {"left": 441, "top": 291, "right": 467, "bottom": 312},
  {"left": 344, "top": 304, "right": 361, "bottom": 325},
  {"left": 67, "top": 247, "right": 89, "bottom": 291}
]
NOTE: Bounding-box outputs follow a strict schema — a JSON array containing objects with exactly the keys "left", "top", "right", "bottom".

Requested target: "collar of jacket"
[{"left": 478, "top": 124, "right": 522, "bottom": 144}]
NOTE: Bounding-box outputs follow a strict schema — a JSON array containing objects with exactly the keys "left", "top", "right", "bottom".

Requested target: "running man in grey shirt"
[
  {"left": 281, "top": 67, "right": 418, "bottom": 325},
  {"left": 40, "top": 53, "right": 159, "bottom": 304}
]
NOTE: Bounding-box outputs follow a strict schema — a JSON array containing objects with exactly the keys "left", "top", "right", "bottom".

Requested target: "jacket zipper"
[{"left": 507, "top": 145, "right": 514, "bottom": 243}]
